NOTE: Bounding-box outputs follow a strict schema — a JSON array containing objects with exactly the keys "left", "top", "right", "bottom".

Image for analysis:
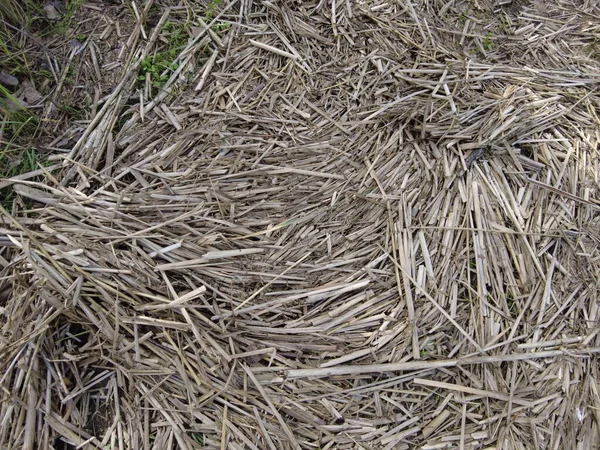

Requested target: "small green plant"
[
  {"left": 190, "top": 432, "right": 205, "bottom": 446},
  {"left": 206, "top": 0, "right": 224, "bottom": 21},
  {"left": 138, "top": 54, "right": 179, "bottom": 88},
  {"left": 483, "top": 32, "right": 494, "bottom": 51},
  {"left": 212, "top": 22, "right": 230, "bottom": 34},
  {"left": 138, "top": 21, "right": 189, "bottom": 92}
]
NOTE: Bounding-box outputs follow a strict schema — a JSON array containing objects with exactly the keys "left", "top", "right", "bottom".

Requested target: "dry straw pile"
[{"left": 1, "top": 0, "right": 600, "bottom": 449}]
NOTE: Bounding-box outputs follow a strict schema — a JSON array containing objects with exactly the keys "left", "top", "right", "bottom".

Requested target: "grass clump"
[
  {"left": 0, "top": 0, "right": 27, "bottom": 25},
  {"left": 0, "top": 1, "right": 47, "bottom": 210},
  {"left": 0, "top": 147, "right": 48, "bottom": 210},
  {"left": 0, "top": 147, "right": 46, "bottom": 179},
  {"left": 0, "top": 86, "right": 40, "bottom": 149}
]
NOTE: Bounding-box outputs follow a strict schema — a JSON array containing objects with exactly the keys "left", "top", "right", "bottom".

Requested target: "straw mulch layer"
[{"left": 1, "top": 0, "right": 600, "bottom": 449}]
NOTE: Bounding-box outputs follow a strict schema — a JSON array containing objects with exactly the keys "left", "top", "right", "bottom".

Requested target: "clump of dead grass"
[{"left": 1, "top": 0, "right": 600, "bottom": 449}]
